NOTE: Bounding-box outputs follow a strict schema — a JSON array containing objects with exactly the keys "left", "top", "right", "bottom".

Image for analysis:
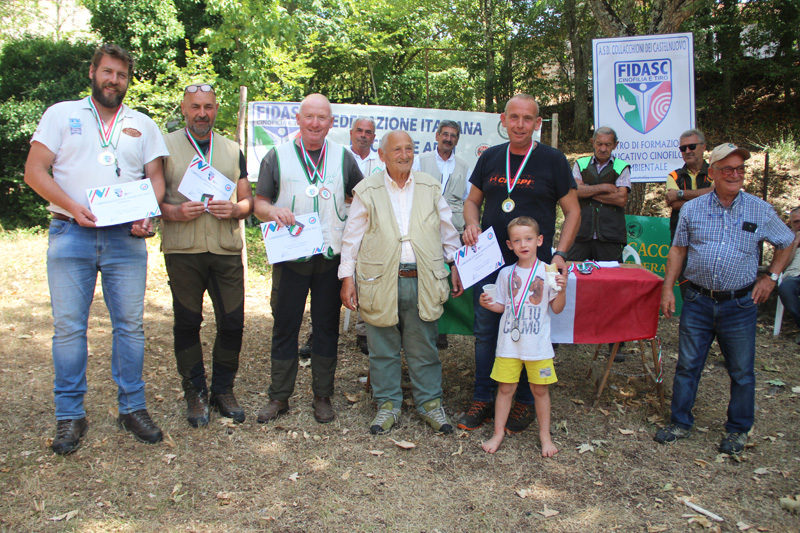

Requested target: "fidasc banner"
[
  {"left": 593, "top": 33, "right": 695, "bottom": 183},
  {"left": 246, "top": 102, "right": 524, "bottom": 181}
]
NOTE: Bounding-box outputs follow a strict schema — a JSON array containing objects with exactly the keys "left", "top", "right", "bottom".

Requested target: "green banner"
[{"left": 625, "top": 215, "right": 682, "bottom": 316}]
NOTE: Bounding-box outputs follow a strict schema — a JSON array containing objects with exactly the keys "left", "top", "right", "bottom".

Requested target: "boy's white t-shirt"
[{"left": 494, "top": 261, "right": 557, "bottom": 361}]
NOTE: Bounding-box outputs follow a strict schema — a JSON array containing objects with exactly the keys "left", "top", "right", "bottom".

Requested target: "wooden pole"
[
  {"left": 550, "top": 113, "right": 559, "bottom": 149},
  {"left": 236, "top": 86, "right": 249, "bottom": 288}
]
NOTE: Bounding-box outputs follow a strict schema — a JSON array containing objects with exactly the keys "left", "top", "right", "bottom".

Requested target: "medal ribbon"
[
  {"left": 88, "top": 97, "right": 123, "bottom": 149},
  {"left": 299, "top": 138, "right": 327, "bottom": 185},
  {"left": 185, "top": 128, "right": 213, "bottom": 166},
  {"left": 509, "top": 258, "right": 539, "bottom": 327},
  {"left": 505, "top": 141, "right": 536, "bottom": 197}
]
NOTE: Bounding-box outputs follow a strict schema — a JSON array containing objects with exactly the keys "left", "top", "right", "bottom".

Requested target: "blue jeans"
[
  {"left": 472, "top": 270, "right": 534, "bottom": 405},
  {"left": 777, "top": 275, "right": 800, "bottom": 328},
  {"left": 670, "top": 286, "right": 757, "bottom": 433},
  {"left": 47, "top": 220, "right": 148, "bottom": 420}
]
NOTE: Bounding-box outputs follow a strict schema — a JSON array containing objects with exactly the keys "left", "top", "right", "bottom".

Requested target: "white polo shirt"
[{"left": 31, "top": 97, "right": 169, "bottom": 217}]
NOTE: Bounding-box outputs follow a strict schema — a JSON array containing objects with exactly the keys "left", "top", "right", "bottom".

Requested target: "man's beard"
[
  {"left": 188, "top": 121, "right": 212, "bottom": 138},
  {"left": 91, "top": 79, "right": 126, "bottom": 109}
]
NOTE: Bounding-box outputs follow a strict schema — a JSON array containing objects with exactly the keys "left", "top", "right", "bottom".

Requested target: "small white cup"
[{"left": 482, "top": 283, "right": 498, "bottom": 303}]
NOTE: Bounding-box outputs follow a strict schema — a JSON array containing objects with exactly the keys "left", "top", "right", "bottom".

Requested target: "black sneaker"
[
  {"left": 505, "top": 402, "right": 536, "bottom": 433},
  {"left": 457, "top": 400, "right": 494, "bottom": 430},
  {"left": 118, "top": 409, "right": 163, "bottom": 444},
  {"left": 718, "top": 432, "right": 747, "bottom": 455},
  {"left": 654, "top": 423, "right": 691, "bottom": 444},
  {"left": 51, "top": 418, "right": 88, "bottom": 455},
  {"left": 210, "top": 391, "right": 245, "bottom": 423},
  {"left": 299, "top": 333, "right": 312, "bottom": 359}
]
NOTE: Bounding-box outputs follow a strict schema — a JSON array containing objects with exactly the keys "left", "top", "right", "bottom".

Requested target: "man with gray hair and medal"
[
  {"left": 25, "top": 43, "right": 168, "bottom": 454},
  {"left": 459, "top": 94, "right": 580, "bottom": 433},
  {"left": 254, "top": 93, "right": 363, "bottom": 425},
  {"left": 159, "top": 83, "right": 253, "bottom": 428}
]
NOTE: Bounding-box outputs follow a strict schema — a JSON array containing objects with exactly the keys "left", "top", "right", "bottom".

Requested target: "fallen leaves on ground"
[
  {"left": 537, "top": 504, "right": 559, "bottom": 517},
  {"left": 48, "top": 510, "right": 78, "bottom": 521},
  {"left": 391, "top": 439, "right": 415, "bottom": 449}
]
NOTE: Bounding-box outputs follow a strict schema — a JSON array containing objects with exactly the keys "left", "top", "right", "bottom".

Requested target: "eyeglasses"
[
  {"left": 712, "top": 165, "right": 746, "bottom": 177},
  {"left": 185, "top": 84, "right": 214, "bottom": 94},
  {"left": 679, "top": 143, "right": 700, "bottom": 152}
]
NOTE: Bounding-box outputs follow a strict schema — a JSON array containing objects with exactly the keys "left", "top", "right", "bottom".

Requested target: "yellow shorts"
[{"left": 490, "top": 357, "right": 558, "bottom": 385}]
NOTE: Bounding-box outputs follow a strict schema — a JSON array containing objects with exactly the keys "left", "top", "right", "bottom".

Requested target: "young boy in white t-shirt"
[{"left": 479, "top": 216, "right": 567, "bottom": 456}]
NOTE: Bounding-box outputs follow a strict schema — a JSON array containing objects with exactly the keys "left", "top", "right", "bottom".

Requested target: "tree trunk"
[
  {"left": 625, "top": 183, "right": 647, "bottom": 216},
  {"left": 482, "top": 0, "right": 495, "bottom": 112}
]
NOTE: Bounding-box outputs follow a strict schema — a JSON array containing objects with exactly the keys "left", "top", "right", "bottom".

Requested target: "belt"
[
  {"left": 398, "top": 268, "right": 418, "bottom": 278},
  {"left": 51, "top": 213, "right": 73, "bottom": 222},
  {"left": 688, "top": 282, "right": 754, "bottom": 301}
]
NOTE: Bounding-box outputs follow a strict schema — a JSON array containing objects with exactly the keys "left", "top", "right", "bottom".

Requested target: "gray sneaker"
[
  {"left": 419, "top": 398, "right": 453, "bottom": 434},
  {"left": 370, "top": 401, "right": 400, "bottom": 435},
  {"left": 654, "top": 423, "right": 691, "bottom": 444},
  {"left": 718, "top": 432, "right": 747, "bottom": 455}
]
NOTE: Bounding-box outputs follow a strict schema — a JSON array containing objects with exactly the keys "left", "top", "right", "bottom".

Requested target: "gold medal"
[{"left": 502, "top": 198, "right": 515, "bottom": 213}]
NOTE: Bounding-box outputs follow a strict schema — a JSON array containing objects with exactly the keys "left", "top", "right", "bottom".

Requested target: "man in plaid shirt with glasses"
[{"left": 656, "top": 143, "right": 794, "bottom": 455}]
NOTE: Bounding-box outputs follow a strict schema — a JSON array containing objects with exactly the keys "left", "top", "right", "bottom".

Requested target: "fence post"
[
  {"left": 551, "top": 113, "right": 559, "bottom": 150},
  {"left": 236, "top": 86, "right": 249, "bottom": 288}
]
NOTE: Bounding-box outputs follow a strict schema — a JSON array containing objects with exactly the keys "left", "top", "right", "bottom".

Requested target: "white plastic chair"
[
  {"left": 622, "top": 244, "right": 642, "bottom": 265},
  {"left": 774, "top": 273, "right": 784, "bottom": 337}
]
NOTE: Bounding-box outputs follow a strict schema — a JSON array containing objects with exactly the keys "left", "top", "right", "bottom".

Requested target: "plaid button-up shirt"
[{"left": 675, "top": 190, "right": 794, "bottom": 291}]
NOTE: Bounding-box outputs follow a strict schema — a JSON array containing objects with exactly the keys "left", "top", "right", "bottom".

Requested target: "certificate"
[
  {"left": 177, "top": 155, "right": 237, "bottom": 203},
  {"left": 261, "top": 212, "right": 325, "bottom": 264},
  {"left": 453, "top": 226, "right": 505, "bottom": 289},
  {"left": 86, "top": 178, "right": 161, "bottom": 227}
]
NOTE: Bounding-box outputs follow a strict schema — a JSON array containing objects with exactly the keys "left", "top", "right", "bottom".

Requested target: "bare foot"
[
  {"left": 482, "top": 433, "right": 504, "bottom": 453},
  {"left": 540, "top": 436, "right": 559, "bottom": 457}
]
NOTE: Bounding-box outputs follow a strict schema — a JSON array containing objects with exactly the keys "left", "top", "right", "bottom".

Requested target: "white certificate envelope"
[
  {"left": 454, "top": 226, "right": 505, "bottom": 290},
  {"left": 86, "top": 178, "right": 161, "bottom": 227},
  {"left": 261, "top": 212, "right": 325, "bottom": 264},
  {"left": 177, "top": 155, "right": 237, "bottom": 203}
]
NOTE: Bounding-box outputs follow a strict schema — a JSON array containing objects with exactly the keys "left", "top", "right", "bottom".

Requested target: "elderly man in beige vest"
[
  {"left": 340, "top": 130, "right": 463, "bottom": 435},
  {"left": 159, "top": 84, "right": 253, "bottom": 427}
]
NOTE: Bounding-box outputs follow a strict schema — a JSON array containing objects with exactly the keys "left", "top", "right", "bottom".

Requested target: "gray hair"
[
  {"left": 351, "top": 116, "right": 376, "bottom": 131},
  {"left": 680, "top": 129, "right": 706, "bottom": 144},
  {"left": 593, "top": 126, "right": 618, "bottom": 143},
  {"left": 379, "top": 130, "right": 411, "bottom": 151},
  {"left": 437, "top": 120, "right": 460, "bottom": 136}
]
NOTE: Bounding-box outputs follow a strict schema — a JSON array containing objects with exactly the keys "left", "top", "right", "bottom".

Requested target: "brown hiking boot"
[
  {"left": 186, "top": 391, "right": 209, "bottom": 427},
  {"left": 117, "top": 409, "right": 163, "bottom": 444},
  {"left": 51, "top": 418, "right": 88, "bottom": 455},
  {"left": 256, "top": 399, "right": 289, "bottom": 423},
  {"left": 210, "top": 391, "right": 245, "bottom": 423},
  {"left": 312, "top": 396, "right": 335, "bottom": 423}
]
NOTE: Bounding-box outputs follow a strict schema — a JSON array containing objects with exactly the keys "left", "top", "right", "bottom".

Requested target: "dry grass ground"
[{"left": 2, "top": 154, "right": 800, "bottom": 532}]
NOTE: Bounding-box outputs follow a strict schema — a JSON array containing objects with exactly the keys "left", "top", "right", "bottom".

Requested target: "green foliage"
[
  {"left": 769, "top": 133, "right": 800, "bottom": 169},
  {"left": 0, "top": 98, "right": 50, "bottom": 228},
  {"left": 83, "top": 0, "right": 185, "bottom": 78},
  {"left": 245, "top": 223, "right": 271, "bottom": 277},
  {"left": 0, "top": 36, "right": 93, "bottom": 104},
  {"left": 124, "top": 47, "right": 219, "bottom": 132}
]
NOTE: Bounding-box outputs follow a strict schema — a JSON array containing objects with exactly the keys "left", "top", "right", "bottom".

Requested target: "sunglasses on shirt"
[
  {"left": 679, "top": 143, "right": 699, "bottom": 152},
  {"left": 185, "top": 84, "right": 214, "bottom": 94}
]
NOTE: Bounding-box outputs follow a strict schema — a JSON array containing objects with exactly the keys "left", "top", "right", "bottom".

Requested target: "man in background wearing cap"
[{"left": 655, "top": 143, "right": 794, "bottom": 455}]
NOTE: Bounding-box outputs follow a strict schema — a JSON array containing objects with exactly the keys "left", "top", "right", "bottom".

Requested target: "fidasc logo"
[
  {"left": 476, "top": 144, "right": 489, "bottom": 157},
  {"left": 615, "top": 59, "right": 672, "bottom": 134}
]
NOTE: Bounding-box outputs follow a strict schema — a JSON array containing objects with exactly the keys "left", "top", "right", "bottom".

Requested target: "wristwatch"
[
  {"left": 553, "top": 251, "right": 568, "bottom": 261},
  {"left": 768, "top": 272, "right": 780, "bottom": 282},
  {"left": 677, "top": 190, "right": 685, "bottom": 200}
]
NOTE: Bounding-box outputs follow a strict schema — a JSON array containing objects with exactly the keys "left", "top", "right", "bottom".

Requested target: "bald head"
[
  {"left": 296, "top": 93, "right": 333, "bottom": 150},
  {"left": 379, "top": 130, "right": 414, "bottom": 183},
  {"left": 181, "top": 88, "right": 218, "bottom": 140}
]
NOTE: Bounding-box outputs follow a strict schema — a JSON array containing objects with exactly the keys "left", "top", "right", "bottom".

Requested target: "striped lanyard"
[
  {"left": 509, "top": 259, "right": 539, "bottom": 327},
  {"left": 299, "top": 138, "right": 327, "bottom": 185},
  {"left": 185, "top": 128, "right": 213, "bottom": 166},
  {"left": 505, "top": 141, "right": 535, "bottom": 197},
  {"left": 88, "top": 97, "right": 123, "bottom": 150}
]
